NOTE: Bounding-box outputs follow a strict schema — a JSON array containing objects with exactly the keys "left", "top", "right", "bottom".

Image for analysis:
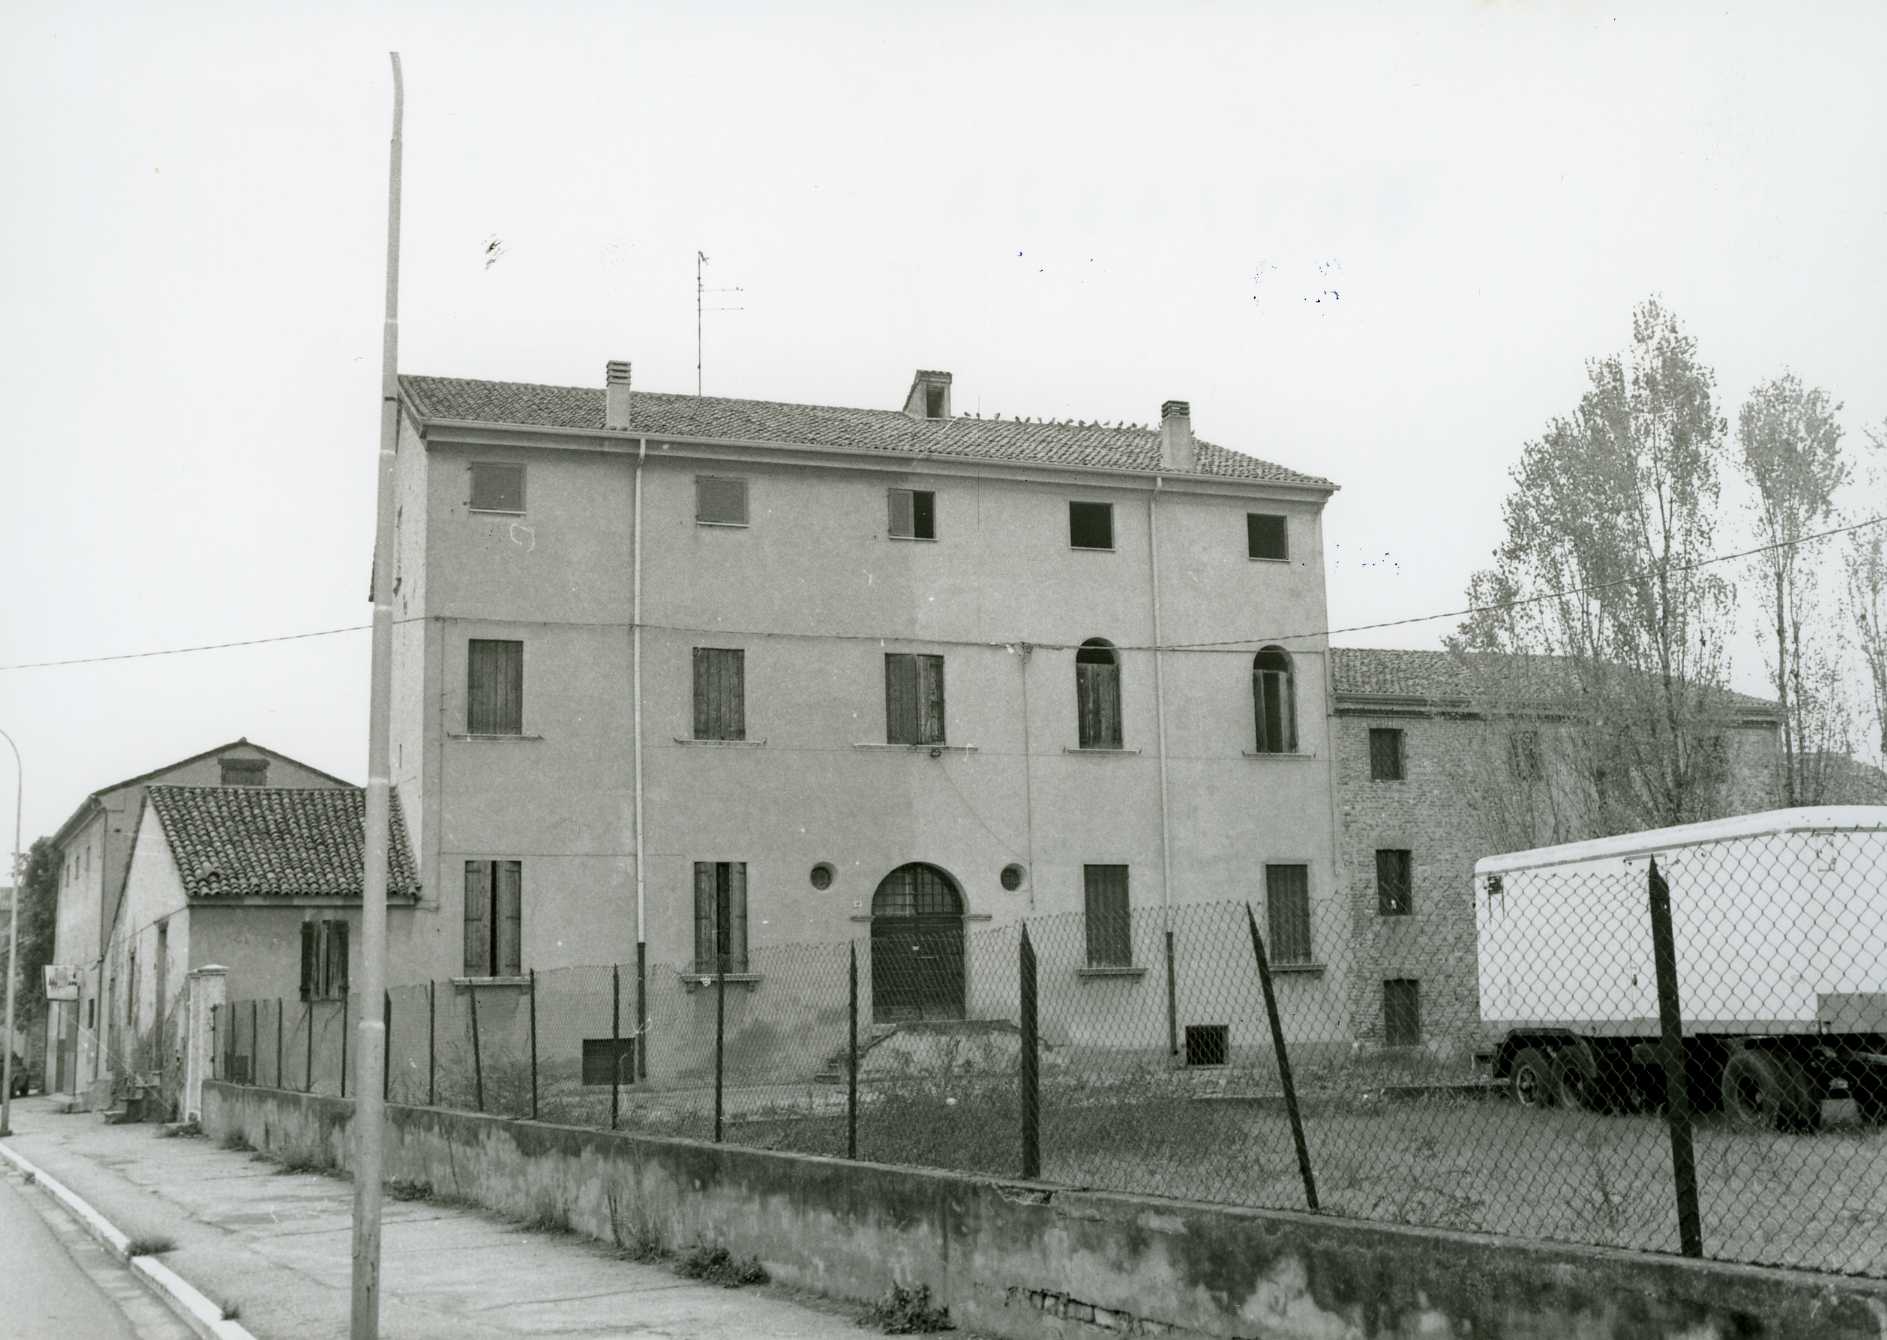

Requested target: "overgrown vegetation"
[
  {"left": 220, "top": 1131, "right": 254, "bottom": 1153},
  {"left": 676, "top": 1241, "right": 768, "bottom": 1287},
  {"left": 158, "top": 1119, "right": 203, "bottom": 1140},
  {"left": 861, "top": 1282, "right": 953, "bottom": 1334},
  {"left": 386, "top": 1178, "right": 434, "bottom": 1202},
  {"left": 126, "top": 1234, "right": 176, "bottom": 1257}
]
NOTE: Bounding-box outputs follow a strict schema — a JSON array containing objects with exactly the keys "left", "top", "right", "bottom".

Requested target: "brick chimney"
[
  {"left": 605, "top": 360, "right": 633, "bottom": 430},
  {"left": 903, "top": 369, "right": 953, "bottom": 420},
  {"left": 1160, "top": 400, "right": 1195, "bottom": 471}
]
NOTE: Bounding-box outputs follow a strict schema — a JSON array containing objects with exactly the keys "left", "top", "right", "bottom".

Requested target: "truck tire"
[
  {"left": 1720, "top": 1049, "right": 1821, "bottom": 1133},
  {"left": 1509, "top": 1047, "right": 1558, "bottom": 1109}
]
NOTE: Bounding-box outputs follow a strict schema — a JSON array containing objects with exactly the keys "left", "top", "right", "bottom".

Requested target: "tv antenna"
[{"left": 696, "top": 250, "right": 745, "bottom": 396}]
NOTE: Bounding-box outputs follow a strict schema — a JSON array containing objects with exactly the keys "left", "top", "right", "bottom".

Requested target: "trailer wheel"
[
  {"left": 1720, "top": 1049, "right": 1821, "bottom": 1133},
  {"left": 1509, "top": 1048, "right": 1558, "bottom": 1109}
]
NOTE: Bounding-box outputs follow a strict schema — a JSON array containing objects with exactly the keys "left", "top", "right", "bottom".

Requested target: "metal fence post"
[
  {"left": 1164, "top": 929, "right": 1178, "bottom": 1058},
  {"left": 340, "top": 995, "right": 348, "bottom": 1100},
  {"left": 1648, "top": 856, "right": 1703, "bottom": 1258},
  {"left": 210, "top": 1005, "right": 218, "bottom": 1081},
  {"left": 275, "top": 999, "right": 283, "bottom": 1090},
  {"left": 1020, "top": 922, "right": 1040, "bottom": 1180},
  {"left": 383, "top": 989, "right": 392, "bottom": 1104},
  {"left": 636, "top": 941, "right": 648, "bottom": 1081},
  {"left": 610, "top": 964, "right": 621, "bottom": 1132},
  {"left": 306, "top": 1001, "right": 314, "bottom": 1093},
  {"left": 426, "top": 980, "right": 436, "bottom": 1108},
  {"left": 250, "top": 999, "right": 258, "bottom": 1085},
  {"left": 468, "top": 984, "right": 484, "bottom": 1114},
  {"left": 713, "top": 952, "right": 727, "bottom": 1145},
  {"left": 848, "top": 940, "right": 859, "bottom": 1161},
  {"left": 1246, "top": 904, "right": 1318, "bottom": 1212},
  {"left": 529, "top": 969, "right": 539, "bottom": 1121}
]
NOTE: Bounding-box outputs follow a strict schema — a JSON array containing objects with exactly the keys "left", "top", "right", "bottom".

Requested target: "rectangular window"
[
  {"left": 695, "top": 475, "right": 749, "bottom": 526},
  {"left": 463, "top": 860, "right": 523, "bottom": 977},
  {"left": 1068, "top": 500, "right": 1114, "bottom": 550},
  {"left": 1075, "top": 649, "right": 1123, "bottom": 749},
  {"left": 1264, "top": 864, "right": 1313, "bottom": 965},
  {"left": 1376, "top": 849, "right": 1413, "bottom": 916},
  {"left": 467, "top": 639, "right": 524, "bottom": 735},
  {"left": 1247, "top": 513, "right": 1288, "bottom": 560},
  {"left": 220, "top": 757, "right": 270, "bottom": 787},
  {"left": 1184, "top": 1024, "right": 1229, "bottom": 1067},
  {"left": 1383, "top": 979, "right": 1422, "bottom": 1047},
  {"left": 888, "top": 488, "right": 937, "bottom": 540},
  {"left": 1368, "top": 728, "right": 1405, "bottom": 781},
  {"left": 581, "top": 1038, "right": 638, "bottom": 1086},
  {"left": 469, "top": 462, "right": 525, "bottom": 513},
  {"left": 884, "top": 653, "right": 946, "bottom": 745},
  {"left": 693, "top": 862, "right": 750, "bottom": 973},
  {"left": 1083, "top": 865, "right": 1132, "bottom": 967},
  {"left": 1510, "top": 730, "right": 1542, "bottom": 782},
  {"left": 691, "top": 648, "right": 746, "bottom": 741},
  {"left": 299, "top": 920, "right": 350, "bottom": 1000}
]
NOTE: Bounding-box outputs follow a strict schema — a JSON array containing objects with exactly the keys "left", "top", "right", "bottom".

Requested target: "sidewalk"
[{"left": 0, "top": 1096, "right": 865, "bottom": 1339}]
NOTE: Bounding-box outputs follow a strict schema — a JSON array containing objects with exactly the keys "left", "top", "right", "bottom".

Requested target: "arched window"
[
  {"left": 1252, "top": 647, "right": 1297, "bottom": 754},
  {"left": 1075, "top": 639, "right": 1122, "bottom": 749}
]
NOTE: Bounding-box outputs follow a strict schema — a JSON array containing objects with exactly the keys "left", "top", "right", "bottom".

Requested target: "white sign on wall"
[{"left": 43, "top": 964, "right": 80, "bottom": 1002}]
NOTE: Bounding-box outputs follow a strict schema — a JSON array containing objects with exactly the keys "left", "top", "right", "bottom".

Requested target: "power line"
[{"left": 1, "top": 515, "right": 1879, "bottom": 674}]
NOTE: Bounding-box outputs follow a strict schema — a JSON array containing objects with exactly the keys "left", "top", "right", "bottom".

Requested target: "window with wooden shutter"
[
  {"left": 692, "top": 861, "right": 749, "bottom": 973},
  {"left": 1368, "top": 728, "right": 1405, "bottom": 781},
  {"left": 469, "top": 462, "right": 525, "bottom": 513},
  {"left": 1376, "top": 849, "right": 1413, "bottom": 916},
  {"left": 497, "top": 861, "right": 522, "bottom": 976},
  {"left": 463, "top": 861, "right": 488, "bottom": 976},
  {"left": 692, "top": 648, "right": 746, "bottom": 740},
  {"left": 462, "top": 860, "right": 523, "bottom": 977},
  {"left": 1264, "top": 864, "right": 1313, "bottom": 965},
  {"left": 885, "top": 653, "right": 945, "bottom": 745},
  {"left": 1075, "top": 640, "right": 1122, "bottom": 749},
  {"left": 695, "top": 475, "right": 749, "bottom": 526},
  {"left": 330, "top": 921, "right": 349, "bottom": 996},
  {"left": 300, "top": 922, "right": 317, "bottom": 1001},
  {"left": 887, "top": 488, "right": 936, "bottom": 540},
  {"left": 1252, "top": 647, "right": 1297, "bottom": 753},
  {"left": 467, "top": 639, "right": 524, "bottom": 735},
  {"left": 1083, "top": 865, "right": 1132, "bottom": 967}
]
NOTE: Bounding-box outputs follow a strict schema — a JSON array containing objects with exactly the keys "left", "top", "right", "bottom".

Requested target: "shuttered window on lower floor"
[
  {"left": 1083, "top": 864, "right": 1132, "bottom": 967},
  {"left": 463, "top": 859, "right": 523, "bottom": 977},
  {"left": 693, "top": 862, "right": 750, "bottom": 973},
  {"left": 1383, "top": 978, "right": 1422, "bottom": 1046},
  {"left": 467, "top": 639, "right": 523, "bottom": 735},
  {"left": 1264, "top": 864, "right": 1312, "bottom": 965},
  {"left": 300, "top": 920, "right": 349, "bottom": 1000},
  {"left": 885, "top": 653, "right": 946, "bottom": 745}
]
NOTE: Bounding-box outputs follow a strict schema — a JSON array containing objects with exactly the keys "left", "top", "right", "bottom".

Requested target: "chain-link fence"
[{"left": 215, "top": 819, "right": 1887, "bottom": 1279}]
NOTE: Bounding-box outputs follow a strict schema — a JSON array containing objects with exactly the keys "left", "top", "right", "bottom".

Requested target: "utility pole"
[
  {"left": 695, "top": 250, "right": 743, "bottom": 396},
  {"left": 0, "top": 727, "right": 21, "bottom": 1138},
  {"left": 351, "top": 51, "right": 402, "bottom": 1340}
]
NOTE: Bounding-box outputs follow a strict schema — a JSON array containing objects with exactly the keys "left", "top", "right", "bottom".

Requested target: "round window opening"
[
  {"left": 1000, "top": 863, "right": 1026, "bottom": 892},
  {"left": 810, "top": 862, "right": 835, "bottom": 891}
]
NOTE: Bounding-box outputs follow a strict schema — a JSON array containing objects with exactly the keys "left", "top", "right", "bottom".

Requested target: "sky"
[{"left": 2, "top": 1, "right": 1884, "bottom": 843}]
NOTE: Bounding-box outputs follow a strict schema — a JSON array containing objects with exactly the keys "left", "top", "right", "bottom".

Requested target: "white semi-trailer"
[{"left": 1474, "top": 807, "right": 1887, "bottom": 1131}]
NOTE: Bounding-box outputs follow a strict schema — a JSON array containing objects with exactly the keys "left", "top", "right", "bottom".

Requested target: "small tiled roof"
[
  {"left": 399, "top": 374, "right": 1335, "bottom": 490},
  {"left": 145, "top": 786, "right": 422, "bottom": 901},
  {"left": 1331, "top": 647, "right": 1778, "bottom": 716}
]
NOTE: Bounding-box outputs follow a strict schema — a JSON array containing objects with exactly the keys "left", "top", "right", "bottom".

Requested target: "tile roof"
[
  {"left": 399, "top": 375, "right": 1336, "bottom": 490},
  {"left": 146, "top": 786, "right": 422, "bottom": 901},
  {"left": 1330, "top": 647, "right": 1778, "bottom": 716}
]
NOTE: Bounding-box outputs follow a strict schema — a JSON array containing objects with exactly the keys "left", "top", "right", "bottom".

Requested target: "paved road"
[{"left": 0, "top": 1163, "right": 193, "bottom": 1340}]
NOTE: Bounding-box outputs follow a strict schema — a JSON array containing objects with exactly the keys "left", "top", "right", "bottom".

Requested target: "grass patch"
[
  {"left": 676, "top": 1242, "right": 768, "bottom": 1288},
  {"left": 386, "top": 1178, "right": 433, "bottom": 1202},
  {"left": 274, "top": 1155, "right": 332, "bottom": 1176},
  {"left": 126, "top": 1234, "right": 176, "bottom": 1257},
  {"left": 158, "top": 1120, "right": 202, "bottom": 1140},
  {"left": 861, "top": 1282, "right": 953, "bottom": 1333},
  {"left": 221, "top": 1301, "right": 242, "bottom": 1321},
  {"left": 220, "top": 1131, "right": 254, "bottom": 1154}
]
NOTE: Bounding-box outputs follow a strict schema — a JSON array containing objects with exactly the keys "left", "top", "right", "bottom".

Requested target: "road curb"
[{"left": 0, "top": 1139, "right": 258, "bottom": 1340}]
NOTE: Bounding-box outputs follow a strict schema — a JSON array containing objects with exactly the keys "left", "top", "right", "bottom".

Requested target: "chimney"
[
  {"left": 1160, "top": 399, "right": 1195, "bottom": 471},
  {"left": 605, "top": 360, "right": 633, "bottom": 430},
  {"left": 903, "top": 369, "right": 953, "bottom": 420}
]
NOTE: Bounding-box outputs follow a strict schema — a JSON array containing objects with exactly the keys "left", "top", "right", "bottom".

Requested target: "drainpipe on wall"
[
  {"left": 631, "top": 437, "right": 648, "bottom": 1076},
  {"left": 1148, "top": 477, "right": 1177, "bottom": 1059}
]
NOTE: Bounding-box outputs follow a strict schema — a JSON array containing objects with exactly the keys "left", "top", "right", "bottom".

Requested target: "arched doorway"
[{"left": 870, "top": 864, "right": 966, "bottom": 1023}]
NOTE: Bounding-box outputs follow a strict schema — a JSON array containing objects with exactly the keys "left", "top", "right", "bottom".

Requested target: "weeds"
[
  {"left": 158, "top": 1120, "right": 202, "bottom": 1140},
  {"left": 676, "top": 1241, "right": 768, "bottom": 1287},
  {"left": 221, "top": 1301, "right": 242, "bottom": 1321},
  {"left": 126, "top": 1234, "right": 176, "bottom": 1257},
  {"left": 860, "top": 1282, "right": 953, "bottom": 1334},
  {"left": 275, "top": 1155, "right": 332, "bottom": 1177},
  {"left": 386, "top": 1178, "right": 433, "bottom": 1202},
  {"left": 220, "top": 1132, "right": 254, "bottom": 1154}
]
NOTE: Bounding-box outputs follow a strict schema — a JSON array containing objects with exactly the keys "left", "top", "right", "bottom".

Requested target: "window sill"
[
  {"left": 1247, "top": 555, "right": 1290, "bottom": 564},
  {"left": 449, "top": 733, "right": 544, "bottom": 742},
  {"left": 1076, "top": 965, "right": 1148, "bottom": 979},
  {"left": 1069, "top": 545, "right": 1116, "bottom": 554},
  {"left": 672, "top": 737, "right": 767, "bottom": 748},
  {"left": 681, "top": 972, "right": 763, "bottom": 990},
  {"left": 1242, "top": 750, "right": 1317, "bottom": 761},
  {"left": 887, "top": 534, "right": 938, "bottom": 543},
  {"left": 851, "top": 743, "right": 978, "bottom": 754},
  {"left": 695, "top": 520, "right": 749, "bottom": 529},
  {"left": 468, "top": 507, "right": 526, "bottom": 517},
  {"left": 1063, "top": 746, "right": 1141, "bottom": 756},
  {"left": 1370, "top": 776, "right": 1406, "bottom": 783},
  {"left": 449, "top": 976, "right": 530, "bottom": 990},
  {"left": 1267, "top": 961, "right": 1326, "bottom": 976}
]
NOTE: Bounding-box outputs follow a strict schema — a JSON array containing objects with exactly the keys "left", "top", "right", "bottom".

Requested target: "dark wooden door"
[{"left": 870, "top": 864, "right": 965, "bottom": 1022}]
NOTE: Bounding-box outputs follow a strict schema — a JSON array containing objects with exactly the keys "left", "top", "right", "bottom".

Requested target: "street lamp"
[{"left": 1, "top": 726, "right": 23, "bottom": 1138}]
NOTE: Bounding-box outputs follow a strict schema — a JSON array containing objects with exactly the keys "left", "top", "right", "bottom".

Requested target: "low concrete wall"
[{"left": 202, "top": 1081, "right": 1887, "bottom": 1339}]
